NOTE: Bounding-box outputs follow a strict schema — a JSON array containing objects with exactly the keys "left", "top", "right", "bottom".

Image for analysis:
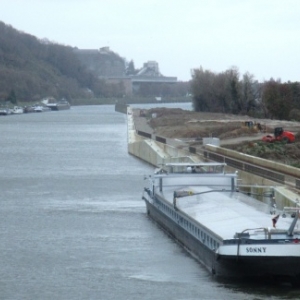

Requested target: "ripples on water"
[{"left": 0, "top": 105, "right": 298, "bottom": 299}]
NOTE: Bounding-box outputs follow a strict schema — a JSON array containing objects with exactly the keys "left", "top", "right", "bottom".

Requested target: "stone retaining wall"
[{"left": 205, "top": 144, "right": 300, "bottom": 178}]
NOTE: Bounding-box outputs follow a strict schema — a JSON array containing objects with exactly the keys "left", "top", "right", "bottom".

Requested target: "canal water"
[{"left": 0, "top": 105, "right": 298, "bottom": 299}]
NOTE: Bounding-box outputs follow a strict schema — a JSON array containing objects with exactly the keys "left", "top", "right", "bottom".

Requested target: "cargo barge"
[{"left": 142, "top": 162, "right": 300, "bottom": 285}]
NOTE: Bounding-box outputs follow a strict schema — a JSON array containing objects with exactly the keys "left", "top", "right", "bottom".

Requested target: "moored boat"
[
  {"left": 32, "top": 105, "right": 44, "bottom": 112},
  {"left": 45, "top": 98, "right": 70, "bottom": 111},
  {"left": 11, "top": 106, "right": 24, "bottom": 114},
  {"left": 142, "top": 162, "right": 300, "bottom": 285},
  {"left": 23, "top": 106, "right": 35, "bottom": 113},
  {"left": 0, "top": 107, "right": 10, "bottom": 115}
]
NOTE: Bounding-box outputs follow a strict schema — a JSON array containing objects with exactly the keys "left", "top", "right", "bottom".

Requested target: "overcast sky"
[{"left": 1, "top": 0, "right": 300, "bottom": 82}]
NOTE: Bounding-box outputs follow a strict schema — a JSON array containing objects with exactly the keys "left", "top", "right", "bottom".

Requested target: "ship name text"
[{"left": 246, "top": 247, "right": 267, "bottom": 253}]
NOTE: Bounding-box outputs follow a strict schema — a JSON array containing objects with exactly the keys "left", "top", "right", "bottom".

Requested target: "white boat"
[
  {"left": 11, "top": 106, "right": 24, "bottom": 114},
  {"left": 32, "top": 105, "right": 44, "bottom": 112},
  {"left": 0, "top": 107, "right": 10, "bottom": 115},
  {"left": 142, "top": 162, "right": 300, "bottom": 285}
]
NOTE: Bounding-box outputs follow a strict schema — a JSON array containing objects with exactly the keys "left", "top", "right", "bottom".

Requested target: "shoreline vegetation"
[
  {"left": 71, "top": 96, "right": 192, "bottom": 106},
  {"left": 1, "top": 97, "right": 192, "bottom": 109}
]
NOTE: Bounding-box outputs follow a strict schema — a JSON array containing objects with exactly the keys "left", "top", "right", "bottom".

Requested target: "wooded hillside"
[{"left": 0, "top": 21, "right": 125, "bottom": 103}]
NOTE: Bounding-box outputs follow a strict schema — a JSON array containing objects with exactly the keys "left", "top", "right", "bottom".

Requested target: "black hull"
[
  {"left": 48, "top": 105, "right": 70, "bottom": 111},
  {"left": 145, "top": 200, "right": 300, "bottom": 285},
  {"left": 145, "top": 200, "right": 217, "bottom": 274}
]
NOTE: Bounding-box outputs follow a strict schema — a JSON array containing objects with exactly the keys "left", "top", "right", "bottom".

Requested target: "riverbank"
[
  {"left": 127, "top": 105, "right": 300, "bottom": 211},
  {"left": 140, "top": 107, "right": 300, "bottom": 167}
]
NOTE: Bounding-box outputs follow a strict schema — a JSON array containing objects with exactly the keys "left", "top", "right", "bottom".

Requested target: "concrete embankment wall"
[
  {"left": 203, "top": 144, "right": 300, "bottom": 209},
  {"left": 205, "top": 144, "right": 300, "bottom": 179},
  {"left": 126, "top": 106, "right": 300, "bottom": 209},
  {"left": 127, "top": 106, "right": 201, "bottom": 166}
]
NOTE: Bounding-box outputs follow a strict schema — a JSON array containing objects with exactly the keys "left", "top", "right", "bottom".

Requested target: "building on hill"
[
  {"left": 136, "top": 61, "right": 161, "bottom": 77},
  {"left": 73, "top": 47, "right": 177, "bottom": 95},
  {"left": 130, "top": 61, "right": 177, "bottom": 94},
  {"left": 73, "top": 47, "right": 125, "bottom": 77}
]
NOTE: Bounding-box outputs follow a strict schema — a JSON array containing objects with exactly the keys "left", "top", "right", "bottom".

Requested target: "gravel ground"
[{"left": 139, "top": 108, "right": 300, "bottom": 164}]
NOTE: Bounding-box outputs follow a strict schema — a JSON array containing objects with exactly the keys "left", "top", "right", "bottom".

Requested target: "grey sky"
[{"left": 1, "top": 0, "right": 300, "bottom": 82}]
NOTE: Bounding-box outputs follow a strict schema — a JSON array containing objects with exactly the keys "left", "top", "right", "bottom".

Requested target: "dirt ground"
[{"left": 143, "top": 107, "right": 300, "bottom": 166}]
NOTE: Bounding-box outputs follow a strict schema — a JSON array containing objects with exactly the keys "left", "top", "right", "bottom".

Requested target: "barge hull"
[
  {"left": 48, "top": 105, "right": 70, "bottom": 111},
  {"left": 145, "top": 200, "right": 216, "bottom": 273},
  {"left": 145, "top": 200, "right": 300, "bottom": 285}
]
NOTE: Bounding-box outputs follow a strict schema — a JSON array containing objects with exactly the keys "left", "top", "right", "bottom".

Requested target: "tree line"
[{"left": 190, "top": 67, "right": 300, "bottom": 121}]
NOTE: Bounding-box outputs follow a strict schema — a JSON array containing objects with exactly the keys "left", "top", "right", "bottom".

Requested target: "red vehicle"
[{"left": 262, "top": 127, "right": 295, "bottom": 143}]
